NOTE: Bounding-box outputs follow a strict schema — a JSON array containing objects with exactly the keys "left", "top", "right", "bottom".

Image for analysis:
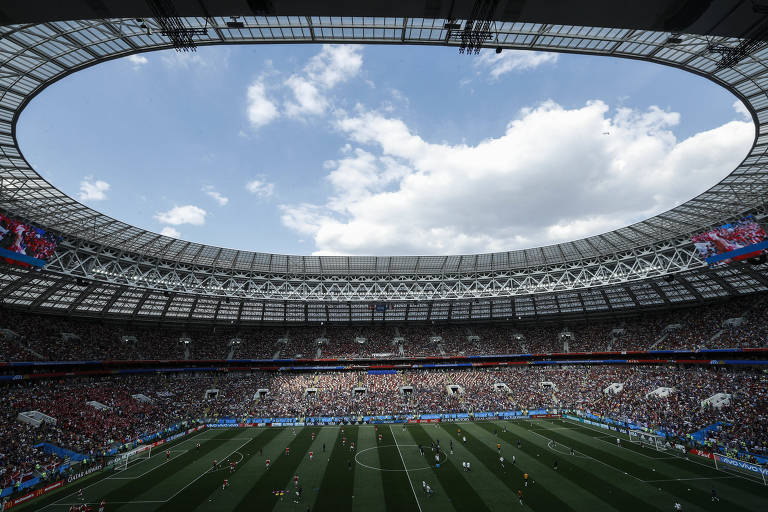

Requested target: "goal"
[
  {"left": 629, "top": 430, "right": 667, "bottom": 451},
  {"left": 113, "top": 445, "right": 151, "bottom": 472}
]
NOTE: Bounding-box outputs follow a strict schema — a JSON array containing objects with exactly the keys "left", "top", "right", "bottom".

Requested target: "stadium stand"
[
  {"left": 2, "top": 365, "right": 766, "bottom": 493},
  {"left": 2, "top": 295, "right": 767, "bottom": 362}
]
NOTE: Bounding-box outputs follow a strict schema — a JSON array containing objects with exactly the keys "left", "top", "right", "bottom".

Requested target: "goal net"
[
  {"left": 113, "top": 445, "right": 151, "bottom": 472},
  {"left": 629, "top": 430, "right": 666, "bottom": 451}
]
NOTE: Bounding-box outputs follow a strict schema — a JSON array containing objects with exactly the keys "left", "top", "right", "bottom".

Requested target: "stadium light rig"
[
  {"left": 145, "top": 0, "right": 207, "bottom": 52},
  {"left": 445, "top": 0, "right": 500, "bottom": 55},
  {"left": 707, "top": 15, "right": 768, "bottom": 70}
]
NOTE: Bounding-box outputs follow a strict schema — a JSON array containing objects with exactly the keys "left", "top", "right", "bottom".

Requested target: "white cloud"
[
  {"left": 160, "top": 226, "right": 181, "bottom": 238},
  {"left": 154, "top": 205, "right": 207, "bottom": 226},
  {"left": 202, "top": 185, "right": 229, "bottom": 206},
  {"left": 126, "top": 54, "right": 148, "bottom": 70},
  {"left": 244, "top": 45, "right": 364, "bottom": 127},
  {"left": 476, "top": 50, "right": 558, "bottom": 79},
  {"left": 78, "top": 176, "right": 110, "bottom": 201},
  {"left": 284, "top": 75, "right": 328, "bottom": 117},
  {"left": 733, "top": 99, "right": 751, "bottom": 121},
  {"left": 246, "top": 80, "right": 279, "bottom": 129},
  {"left": 280, "top": 101, "right": 753, "bottom": 255},
  {"left": 305, "top": 45, "right": 363, "bottom": 88},
  {"left": 246, "top": 179, "right": 275, "bottom": 197}
]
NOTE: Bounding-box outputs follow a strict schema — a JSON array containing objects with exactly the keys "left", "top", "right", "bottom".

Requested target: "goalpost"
[
  {"left": 113, "top": 445, "right": 152, "bottom": 472},
  {"left": 628, "top": 430, "right": 667, "bottom": 451},
  {"left": 713, "top": 453, "right": 768, "bottom": 485}
]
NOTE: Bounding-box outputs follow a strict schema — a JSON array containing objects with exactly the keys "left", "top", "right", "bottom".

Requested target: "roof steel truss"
[
  {"left": 1, "top": 17, "right": 768, "bottom": 313},
  {"left": 42, "top": 241, "right": 710, "bottom": 301}
]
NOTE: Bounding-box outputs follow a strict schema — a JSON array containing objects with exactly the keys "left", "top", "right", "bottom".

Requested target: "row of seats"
[
  {"left": 1, "top": 294, "right": 767, "bottom": 362},
  {"left": 1, "top": 365, "right": 765, "bottom": 489}
]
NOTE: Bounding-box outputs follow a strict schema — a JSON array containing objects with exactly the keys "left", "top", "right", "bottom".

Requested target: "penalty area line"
[
  {"left": 162, "top": 436, "right": 255, "bottom": 503},
  {"left": 642, "top": 476, "right": 738, "bottom": 483},
  {"left": 525, "top": 426, "right": 645, "bottom": 483},
  {"left": 39, "top": 429, "right": 210, "bottom": 510}
]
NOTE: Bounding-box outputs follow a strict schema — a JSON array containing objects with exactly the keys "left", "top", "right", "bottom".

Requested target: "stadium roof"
[{"left": 0, "top": 1, "right": 767, "bottom": 320}]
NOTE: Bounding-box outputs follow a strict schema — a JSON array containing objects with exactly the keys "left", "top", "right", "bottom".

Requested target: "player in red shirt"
[
  {"left": 266, "top": 458, "right": 271, "bottom": 470},
  {"left": 230, "top": 461, "right": 235, "bottom": 473},
  {"left": 222, "top": 479, "right": 228, "bottom": 491},
  {"left": 213, "top": 459, "right": 217, "bottom": 470},
  {"left": 294, "top": 474, "right": 299, "bottom": 486},
  {"left": 309, "top": 451, "right": 313, "bottom": 461},
  {"left": 98, "top": 500, "right": 105, "bottom": 512},
  {"left": 285, "top": 447, "right": 290, "bottom": 456},
  {"left": 166, "top": 449, "right": 170, "bottom": 460},
  {"left": 378, "top": 433, "right": 382, "bottom": 442}
]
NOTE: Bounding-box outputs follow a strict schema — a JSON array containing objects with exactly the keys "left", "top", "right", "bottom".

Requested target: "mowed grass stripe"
[
  {"left": 417, "top": 423, "right": 519, "bottom": 512},
  {"left": 557, "top": 418, "right": 768, "bottom": 497},
  {"left": 104, "top": 428, "right": 239, "bottom": 506},
  {"left": 480, "top": 422, "right": 664, "bottom": 512},
  {"left": 313, "top": 427, "right": 359, "bottom": 510},
  {"left": 27, "top": 428, "right": 212, "bottom": 512},
  {"left": 391, "top": 425, "right": 455, "bottom": 512},
  {"left": 232, "top": 427, "right": 315, "bottom": 511},
  {"left": 376, "top": 425, "right": 421, "bottom": 512},
  {"left": 541, "top": 420, "right": 768, "bottom": 510},
  {"left": 194, "top": 428, "right": 296, "bottom": 512},
  {"left": 350, "top": 426, "right": 388, "bottom": 511},
  {"left": 407, "top": 424, "right": 491, "bottom": 512},
  {"left": 453, "top": 423, "right": 575, "bottom": 512},
  {"left": 271, "top": 427, "right": 336, "bottom": 512},
  {"left": 532, "top": 420, "right": 758, "bottom": 512},
  {"left": 155, "top": 428, "right": 278, "bottom": 512}
]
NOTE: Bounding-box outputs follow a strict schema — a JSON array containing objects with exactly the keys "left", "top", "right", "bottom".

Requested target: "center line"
[{"left": 390, "top": 425, "right": 423, "bottom": 512}]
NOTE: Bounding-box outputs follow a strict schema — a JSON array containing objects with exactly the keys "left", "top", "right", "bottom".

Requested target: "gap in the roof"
[{"left": 17, "top": 43, "right": 753, "bottom": 256}]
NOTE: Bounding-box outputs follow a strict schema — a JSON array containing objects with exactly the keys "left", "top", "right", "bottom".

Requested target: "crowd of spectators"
[
  {"left": 2, "top": 294, "right": 767, "bottom": 363},
  {"left": 2, "top": 364, "right": 766, "bottom": 492}
]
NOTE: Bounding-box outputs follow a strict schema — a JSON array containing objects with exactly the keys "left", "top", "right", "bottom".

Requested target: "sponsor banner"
[
  {"left": 566, "top": 415, "right": 626, "bottom": 434},
  {"left": 407, "top": 418, "right": 441, "bottom": 424},
  {"left": 65, "top": 463, "right": 103, "bottom": 484},
  {"left": 4, "top": 480, "right": 65, "bottom": 508},
  {"left": 689, "top": 448, "right": 714, "bottom": 460},
  {"left": 716, "top": 454, "right": 768, "bottom": 476},
  {"left": 530, "top": 414, "right": 562, "bottom": 419},
  {"left": 7, "top": 490, "right": 38, "bottom": 508},
  {"left": 41, "top": 481, "right": 63, "bottom": 493}
]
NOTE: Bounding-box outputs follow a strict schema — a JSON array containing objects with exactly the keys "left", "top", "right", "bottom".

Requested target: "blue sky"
[{"left": 17, "top": 44, "right": 753, "bottom": 255}]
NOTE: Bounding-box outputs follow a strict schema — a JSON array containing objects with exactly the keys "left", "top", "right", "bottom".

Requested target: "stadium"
[{"left": 1, "top": 1, "right": 767, "bottom": 510}]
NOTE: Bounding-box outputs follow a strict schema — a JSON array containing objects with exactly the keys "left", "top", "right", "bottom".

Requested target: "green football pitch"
[{"left": 22, "top": 418, "right": 767, "bottom": 511}]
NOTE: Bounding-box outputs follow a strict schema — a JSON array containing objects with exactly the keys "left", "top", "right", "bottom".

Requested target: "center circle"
[{"left": 354, "top": 444, "right": 447, "bottom": 472}]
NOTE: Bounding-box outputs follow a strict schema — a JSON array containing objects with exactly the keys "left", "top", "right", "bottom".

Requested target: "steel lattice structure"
[{"left": 1, "top": 14, "right": 768, "bottom": 322}]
